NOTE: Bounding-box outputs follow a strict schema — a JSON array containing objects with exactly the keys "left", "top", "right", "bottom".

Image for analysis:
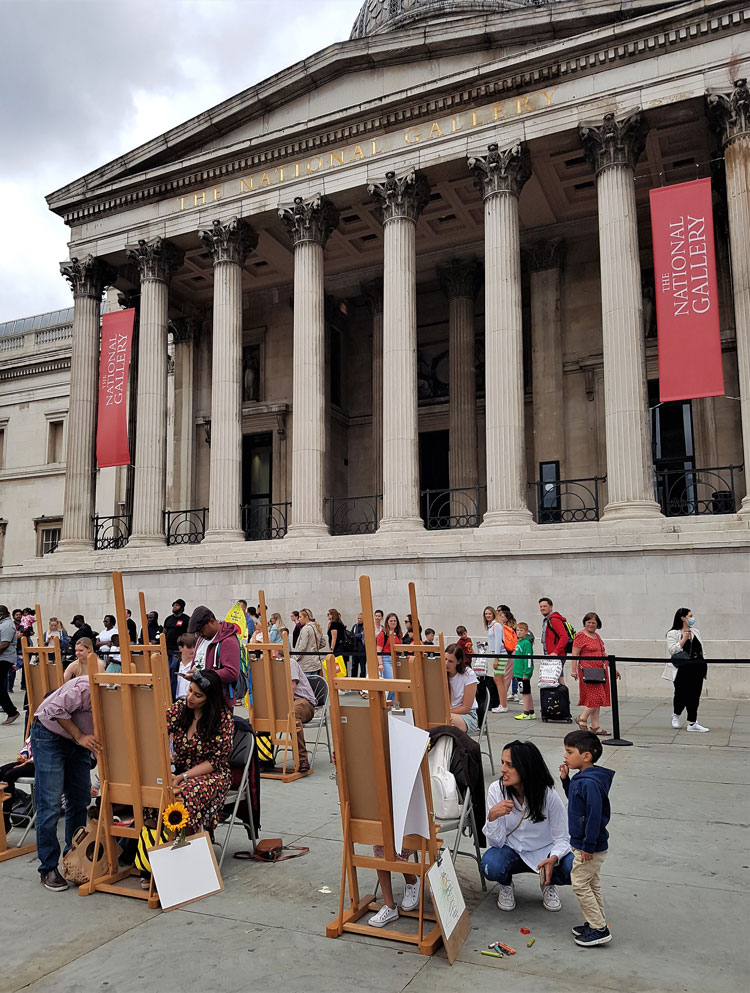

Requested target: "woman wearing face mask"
[{"left": 666, "top": 608, "right": 708, "bottom": 732}]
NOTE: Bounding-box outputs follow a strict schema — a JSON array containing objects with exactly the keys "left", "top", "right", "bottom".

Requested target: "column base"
[
  {"left": 481, "top": 509, "right": 533, "bottom": 528},
  {"left": 56, "top": 538, "right": 94, "bottom": 554},
  {"left": 377, "top": 516, "right": 425, "bottom": 533},
  {"left": 600, "top": 499, "right": 663, "bottom": 522},
  {"left": 127, "top": 533, "right": 166, "bottom": 548},
  {"left": 285, "top": 523, "right": 330, "bottom": 539},
  {"left": 204, "top": 528, "right": 246, "bottom": 543},
  {"left": 737, "top": 495, "right": 750, "bottom": 520}
]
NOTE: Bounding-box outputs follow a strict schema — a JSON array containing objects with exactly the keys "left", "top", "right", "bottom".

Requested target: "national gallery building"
[{"left": 1, "top": 0, "right": 749, "bottom": 687}]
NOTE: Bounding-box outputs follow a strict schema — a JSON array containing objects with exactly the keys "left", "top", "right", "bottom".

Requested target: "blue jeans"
[
  {"left": 168, "top": 651, "right": 181, "bottom": 699},
  {"left": 30, "top": 721, "right": 92, "bottom": 874},
  {"left": 482, "top": 845, "right": 574, "bottom": 886},
  {"left": 381, "top": 655, "right": 394, "bottom": 703}
]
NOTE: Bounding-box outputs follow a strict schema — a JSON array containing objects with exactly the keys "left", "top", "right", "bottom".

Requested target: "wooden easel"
[
  {"left": 326, "top": 575, "right": 443, "bottom": 956},
  {"left": 21, "top": 602, "right": 65, "bottom": 736},
  {"left": 248, "top": 590, "right": 310, "bottom": 783},
  {"left": 0, "top": 782, "right": 36, "bottom": 862},
  {"left": 80, "top": 572, "right": 173, "bottom": 908}
]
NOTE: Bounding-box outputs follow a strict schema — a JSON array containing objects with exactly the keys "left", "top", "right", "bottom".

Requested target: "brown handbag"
[{"left": 62, "top": 823, "right": 121, "bottom": 884}]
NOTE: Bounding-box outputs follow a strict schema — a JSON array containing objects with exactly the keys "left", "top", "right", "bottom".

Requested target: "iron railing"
[
  {"left": 327, "top": 494, "right": 382, "bottom": 535},
  {"left": 532, "top": 476, "right": 605, "bottom": 524},
  {"left": 165, "top": 508, "right": 207, "bottom": 545},
  {"left": 242, "top": 502, "right": 290, "bottom": 541},
  {"left": 93, "top": 514, "right": 131, "bottom": 550},
  {"left": 421, "top": 486, "right": 484, "bottom": 530},
  {"left": 654, "top": 464, "right": 744, "bottom": 517}
]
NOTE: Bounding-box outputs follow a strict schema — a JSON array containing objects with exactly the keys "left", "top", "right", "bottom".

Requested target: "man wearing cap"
[
  {"left": 69, "top": 615, "right": 96, "bottom": 657},
  {"left": 187, "top": 606, "right": 241, "bottom": 708},
  {"left": 163, "top": 599, "right": 191, "bottom": 698}
]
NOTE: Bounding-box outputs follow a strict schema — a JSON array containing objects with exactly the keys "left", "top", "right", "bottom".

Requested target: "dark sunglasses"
[{"left": 191, "top": 673, "right": 211, "bottom": 691}]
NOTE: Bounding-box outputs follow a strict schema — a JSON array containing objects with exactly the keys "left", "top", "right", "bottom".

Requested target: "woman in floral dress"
[
  {"left": 166, "top": 669, "right": 233, "bottom": 834},
  {"left": 571, "top": 612, "right": 620, "bottom": 737}
]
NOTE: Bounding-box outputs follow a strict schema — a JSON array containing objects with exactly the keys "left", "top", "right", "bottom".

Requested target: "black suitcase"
[{"left": 540, "top": 684, "right": 572, "bottom": 723}]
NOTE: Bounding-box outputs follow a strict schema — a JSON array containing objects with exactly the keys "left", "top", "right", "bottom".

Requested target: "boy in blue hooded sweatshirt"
[{"left": 560, "top": 729, "right": 615, "bottom": 946}]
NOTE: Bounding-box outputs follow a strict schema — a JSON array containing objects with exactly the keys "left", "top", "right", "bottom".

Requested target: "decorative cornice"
[
  {"left": 437, "top": 259, "right": 483, "bottom": 300},
  {"left": 579, "top": 111, "right": 646, "bottom": 175},
  {"left": 522, "top": 238, "right": 565, "bottom": 272},
  {"left": 468, "top": 142, "right": 531, "bottom": 199},
  {"left": 125, "top": 237, "right": 184, "bottom": 282},
  {"left": 0, "top": 357, "right": 71, "bottom": 382},
  {"left": 362, "top": 278, "right": 384, "bottom": 315},
  {"left": 706, "top": 78, "right": 750, "bottom": 148},
  {"left": 368, "top": 170, "right": 430, "bottom": 223},
  {"left": 200, "top": 217, "right": 258, "bottom": 265},
  {"left": 60, "top": 256, "right": 117, "bottom": 299},
  {"left": 278, "top": 195, "right": 339, "bottom": 247},
  {"left": 168, "top": 316, "right": 200, "bottom": 343}
]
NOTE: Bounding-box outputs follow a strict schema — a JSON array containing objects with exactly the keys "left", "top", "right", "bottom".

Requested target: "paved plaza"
[{"left": 1, "top": 692, "right": 748, "bottom": 993}]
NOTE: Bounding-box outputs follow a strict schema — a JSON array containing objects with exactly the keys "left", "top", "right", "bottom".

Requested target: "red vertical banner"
[
  {"left": 96, "top": 308, "right": 135, "bottom": 468},
  {"left": 649, "top": 178, "right": 724, "bottom": 403}
]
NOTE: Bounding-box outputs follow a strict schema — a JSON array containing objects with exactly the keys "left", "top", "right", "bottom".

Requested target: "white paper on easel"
[
  {"left": 149, "top": 834, "right": 222, "bottom": 910},
  {"left": 388, "top": 712, "right": 430, "bottom": 852},
  {"left": 427, "top": 853, "right": 466, "bottom": 940}
]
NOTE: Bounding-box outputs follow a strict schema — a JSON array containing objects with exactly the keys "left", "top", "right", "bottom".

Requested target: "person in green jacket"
[{"left": 513, "top": 623, "right": 536, "bottom": 720}]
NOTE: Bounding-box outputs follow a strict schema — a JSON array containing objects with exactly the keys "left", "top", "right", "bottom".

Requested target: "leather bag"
[{"left": 62, "top": 823, "right": 121, "bottom": 884}]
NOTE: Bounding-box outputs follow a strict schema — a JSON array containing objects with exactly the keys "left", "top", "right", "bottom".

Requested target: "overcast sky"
[{"left": 0, "top": 0, "right": 365, "bottom": 322}]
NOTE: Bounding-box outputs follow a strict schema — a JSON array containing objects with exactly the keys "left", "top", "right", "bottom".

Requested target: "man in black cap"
[
  {"left": 69, "top": 615, "right": 96, "bottom": 658},
  {"left": 163, "top": 600, "right": 191, "bottom": 699},
  {"left": 187, "top": 606, "right": 240, "bottom": 709}
]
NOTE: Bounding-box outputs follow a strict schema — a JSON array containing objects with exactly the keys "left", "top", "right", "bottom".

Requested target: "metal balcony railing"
[
  {"left": 165, "top": 508, "right": 207, "bottom": 545},
  {"left": 327, "top": 495, "right": 382, "bottom": 535},
  {"left": 531, "top": 476, "right": 605, "bottom": 524},
  {"left": 654, "top": 464, "right": 744, "bottom": 517},
  {"left": 93, "top": 514, "right": 131, "bottom": 550},
  {"left": 242, "top": 502, "right": 290, "bottom": 541},
  {"left": 421, "top": 486, "right": 484, "bottom": 530}
]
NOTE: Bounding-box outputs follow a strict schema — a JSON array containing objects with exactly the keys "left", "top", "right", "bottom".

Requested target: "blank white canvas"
[
  {"left": 388, "top": 712, "right": 429, "bottom": 852},
  {"left": 149, "top": 834, "right": 222, "bottom": 910}
]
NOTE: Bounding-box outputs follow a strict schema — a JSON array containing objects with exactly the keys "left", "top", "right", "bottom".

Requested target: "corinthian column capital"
[
  {"left": 200, "top": 216, "right": 258, "bottom": 265},
  {"left": 125, "top": 237, "right": 184, "bottom": 283},
  {"left": 579, "top": 111, "right": 646, "bottom": 175},
  {"left": 437, "top": 259, "right": 483, "bottom": 300},
  {"left": 468, "top": 142, "right": 531, "bottom": 199},
  {"left": 368, "top": 170, "right": 430, "bottom": 223},
  {"left": 707, "top": 78, "right": 750, "bottom": 148},
  {"left": 521, "top": 238, "right": 566, "bottom": 273},
  {"left": 60, "top": 255, "right": 117, "bottom": 299},
  {"left": 168, "top": 315, "right": 201, "bottom": 344},
  {"left": 279, "top": 195, "right": 339, "bottom": 247}
]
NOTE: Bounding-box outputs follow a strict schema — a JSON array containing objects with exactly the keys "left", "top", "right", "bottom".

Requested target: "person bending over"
[{"left": 481, "top": 739, "right": 573, "bottom": 913}]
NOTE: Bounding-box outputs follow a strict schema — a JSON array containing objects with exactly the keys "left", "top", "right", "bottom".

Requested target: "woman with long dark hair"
[
  {"left": 481, "top": 740, "right": 573, "bottom": 914},
  {"left": 377, "top": 612, "right": 402, "bottom": 703},
  {"left": 666, "top": 607, "right": 708, "bottom": 732},
  {"left": 166, "top": 669, "right": 233, "bottom": 834}
]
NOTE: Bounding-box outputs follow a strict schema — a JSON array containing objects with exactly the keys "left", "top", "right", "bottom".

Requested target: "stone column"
[
  {"left": 363, "top": 279, "right": 384, "bottom": 496},
  {"left": 169, "top": 316, "right": 200, "bottom": 510},
  {"left": 437, "top": 261, "right": 482, "bottom": 505},
  {"left": 200, "top": 217, "right": 258, "bottom": 541},
  {"left": 707, "top": 79, "right": 750, "bottom": 516},
  {"left": 580, "top": 112, "right": 661, "bottom": 520},
  {"left": 468, "top": 143, "right": 532, "bottom": 526},
  {"left": 279, "top": 195, "right": 339, "bottom": 536},
  {"left": 125, "top": 238, "right": 184, "bottom": 545},
  {"left": 523, "top": 240, "right": 566, "bottom": 472},
  {"left": 369, "top": 170, "right": 430, "bottom": 531},
  {"left": 58, "top": 255, "right": 117, "bottom": 551}
]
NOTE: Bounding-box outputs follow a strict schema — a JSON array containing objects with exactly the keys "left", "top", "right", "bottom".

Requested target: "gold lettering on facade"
[
  {"left": 352, "top": 144, "right": 366, "bottom": 161},
  {"left": 240, "top": 177, "right": 254, "bottom": 191},
  {"left": 404, "top": 128, "right": 420, "bottom": 144},
  {"left": 472, "top": 111, "right": 479, "bottom": 126},
  {"left": 371, "top": 139, "right": 379, "bottom": 155},
  {"left": 516, "top": 96, "right": 533, "bottom": 115},
  {"left": 307, "top": 157, "right": 323, "bottom": 173},
  {"left": 194, "top": 191, "right": 206, "bottom": 206},
  {"left": 213, "top": 187, "right": 222, "bottom": 201},
  {"left": 493, "top": 104, "right": 504, "bottom": 121},
  {"left": 542, "top": 88, "right": 557, "bottom": 106},
  {"left": 260, "top": 172, "right": 272, "bottom": 187},
  {"left": 179, "top": 196, "right": 186, "bottom": 211},
  {"left": 451, "top": 116, "right": 462, "bottom": 133},
  {"left": 429, "top": 122, "right": 443, "bottom": 138},
  {"left": 330, "top": 151, "right": 345, "bottom": 167}
]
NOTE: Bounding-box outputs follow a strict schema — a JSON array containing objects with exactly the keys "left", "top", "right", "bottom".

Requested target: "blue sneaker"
[
  {"left": 574, "top": 925, "right": 611, "bottom": 947},
  {"left": 571, "top": 922, "right": 589, "bottom": 936}
]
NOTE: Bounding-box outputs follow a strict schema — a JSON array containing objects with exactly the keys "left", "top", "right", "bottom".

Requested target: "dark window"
[{"left": 539, "top": 461, "right": 561, "bottom": 523}]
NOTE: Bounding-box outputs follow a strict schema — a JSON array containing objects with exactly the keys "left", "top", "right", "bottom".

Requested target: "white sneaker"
[
  {"left": 491, "top": 706, "right": 508, "bottom": 714},
  {"left": 509, "top": 694, "right": 518, "bottom": 702},
  {"left": 368, "top": 904, "right": 399, "bottom": 927},
  {"left": 671, "top": 715, "right": 681, "bottom": 729},
  {"left": 686, "top": 721, "right": 709, "bottom": 733},
  {"left": 402, "top": 880, "right": 420, "bottom": 911},
  {"left": 497, "top": 883, "right": 516, "bottom": 911},
  {"left": 542, "top": 884, "right": 562, "bottom": 911}
]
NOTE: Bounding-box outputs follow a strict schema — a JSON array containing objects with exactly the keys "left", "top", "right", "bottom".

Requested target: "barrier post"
[{"left": 602, "top": 654, "right": 632, "bottom": 747}]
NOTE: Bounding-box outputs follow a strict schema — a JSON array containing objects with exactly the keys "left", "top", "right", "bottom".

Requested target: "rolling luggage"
[{"left": 540, "top": 683, "right": 572, "bottom": 723}]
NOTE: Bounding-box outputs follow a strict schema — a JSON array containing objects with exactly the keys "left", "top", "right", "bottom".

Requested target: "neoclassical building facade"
[{"left": 1, "top": 0, "right": 749, "bottom": 691}]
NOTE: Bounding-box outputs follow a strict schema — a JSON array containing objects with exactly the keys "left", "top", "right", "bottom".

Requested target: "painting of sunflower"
[{"left": 163, "top": 801, "right": 189, "bottom": 833}]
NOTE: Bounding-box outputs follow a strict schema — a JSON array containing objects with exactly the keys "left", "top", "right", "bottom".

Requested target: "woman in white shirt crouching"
[
  {"left": 481, "top": 740, "right": 573, "bottom": 913},
  {"left": 445, "top": 644, "right": 479, "bottom": 734}
]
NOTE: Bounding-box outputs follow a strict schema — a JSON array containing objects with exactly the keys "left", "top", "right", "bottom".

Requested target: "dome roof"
[{"left": 350, "top": 0, "right": 543, "bottom": 40}]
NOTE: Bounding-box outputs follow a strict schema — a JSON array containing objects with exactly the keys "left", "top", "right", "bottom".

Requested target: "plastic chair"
[
  {"left": 469, "top": 703, "right": 496, "bottom": 774},
  {"left": 305, "top": 674, "right": 332, "bottom": 768},
  {"left": 216, "top": 729, "right": 257, "bottom": 870},
  {"left": 436, "top": 786, "right": 486, "bottom": 890}
]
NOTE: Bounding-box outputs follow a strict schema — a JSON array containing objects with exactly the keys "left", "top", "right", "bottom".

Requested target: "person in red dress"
[{"left": 571, "top": 613, "right": 620, "bottom": 737}]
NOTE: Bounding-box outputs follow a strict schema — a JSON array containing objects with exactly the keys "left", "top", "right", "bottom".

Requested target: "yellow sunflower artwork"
[{"left": 163, "top": 800, "right": 189, "bottom": 834}]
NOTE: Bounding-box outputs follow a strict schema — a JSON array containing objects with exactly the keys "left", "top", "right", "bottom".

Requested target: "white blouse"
[
  {"left": 484, "top": 782, "right": 571, "bottom": 870},
  {"left": 666, "top": 627, "right": 701, "bottom": 657}
]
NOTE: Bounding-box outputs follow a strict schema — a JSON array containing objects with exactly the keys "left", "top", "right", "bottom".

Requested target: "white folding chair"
[
  {"left": 305, "top": 674, "right": 332, "bottom": 768},
  {"left": 436, "top": 787, "right": 486, "bottom": 890},
  {"left": 217, "top": 729, "right": 257, "bottom": 870},
  {"left": 469, "top": 703, "right": 495, "bottom": 774}
]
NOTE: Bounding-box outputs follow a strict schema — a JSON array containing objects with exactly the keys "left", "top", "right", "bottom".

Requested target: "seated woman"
[
  {"left": 166, "top": 669, "right": 233, "bottom": 837},
  {"left": 63, "top": 637, "right": 105, "bottom": 681},
  {"left": 481, "top": 739, "right": 573, "bottom": 913},
  {"left": 445, "top": 643, "right": 479, "bottom": 733}
]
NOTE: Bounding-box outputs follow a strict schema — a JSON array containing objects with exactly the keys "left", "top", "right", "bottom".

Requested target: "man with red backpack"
[{"left": 539, "top": 597, "right": 574, "bottom": 686}]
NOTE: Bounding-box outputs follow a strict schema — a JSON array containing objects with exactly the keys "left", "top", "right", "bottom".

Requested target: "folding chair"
[
  {"left": 435, "top": 786, "right": 486, "bottom": 890},
  {"left": 305, "top": 674, "right": 332, "bottom": 768},
  {"left": 217, "top": 727, "right": 258, "bottom": 870},
  {"left": 11, "top": 776, "right": 37, "bottom": 847},
  {"left": 469, "top": 702, "right": 495, "bottom": 774}
]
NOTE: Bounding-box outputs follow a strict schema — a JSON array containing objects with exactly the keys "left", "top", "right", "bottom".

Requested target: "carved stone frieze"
[
  {"left": 368, "top": 170, "right": 430, "bottom": 223},
  {"left": 437, "top": 259, "right": 483, "bottom": 300},
  {"left": 199, "top": 217, "right": 258, "bottom": 265},
  {"left": 60, "top": 255, "right": 117, "bottom": 299},
  {"left": 706, "top": 78, "right": 750, "bottom": 148},
  {"left": 278, "top": 195, "right": 339, "bottom": 247},
  {"left": 125, "top": 237, "right": 184, "bottom": 282},
  {"left": 579, "top": 111, "right": 646, "bottom": 175},
  {"left": 521, "top": 238, "right": 565, "bottom": 273},
  {"left": 468, "top": 142, "right": 531, "bottom": 199}
]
